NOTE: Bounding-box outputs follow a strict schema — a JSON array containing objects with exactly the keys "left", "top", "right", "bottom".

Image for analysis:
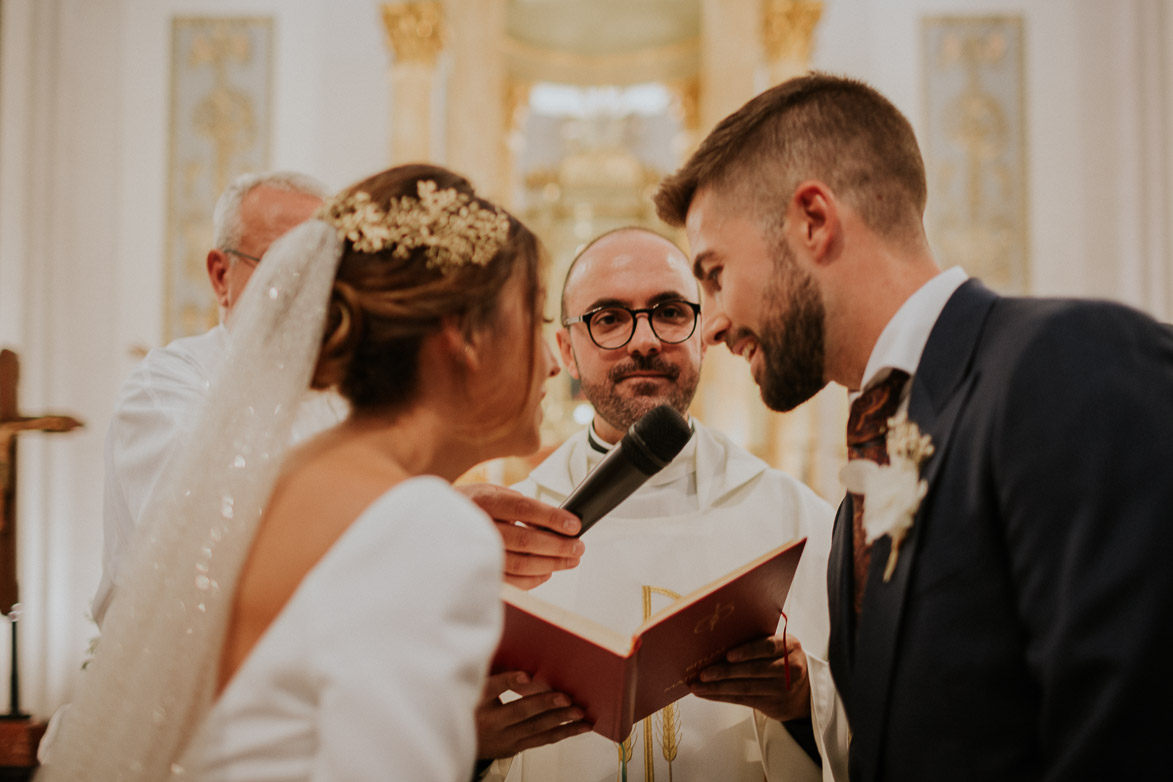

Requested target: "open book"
[{"left": 491, "top": 537, "right": 807, "bottom": 742}]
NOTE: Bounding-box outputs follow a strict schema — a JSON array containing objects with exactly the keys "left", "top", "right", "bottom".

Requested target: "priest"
[{"left": 477, "top": 227, "right": 843, "bottom": 781}]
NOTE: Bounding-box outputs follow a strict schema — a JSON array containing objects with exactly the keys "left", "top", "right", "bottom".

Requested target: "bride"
[{"left": 38, "top": 164, "right": 559, "bottom": 781}]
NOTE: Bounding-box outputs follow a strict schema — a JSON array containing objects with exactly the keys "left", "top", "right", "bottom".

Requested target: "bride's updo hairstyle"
[{"left": 311, "top": 164, "right": 543, "bottom": 418}]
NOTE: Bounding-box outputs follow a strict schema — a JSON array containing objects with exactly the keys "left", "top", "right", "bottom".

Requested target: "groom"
[{"left": 653, "top": 73, "right": 1173, "bottom": 781}]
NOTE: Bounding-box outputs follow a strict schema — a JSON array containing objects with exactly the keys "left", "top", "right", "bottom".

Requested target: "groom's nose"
[{"left": 701, "top": 307, "right": 729, "bottom": 348}]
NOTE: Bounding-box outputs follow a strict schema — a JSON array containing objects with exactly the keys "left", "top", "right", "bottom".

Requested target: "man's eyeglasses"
[
  {"left": 562, "top": 300, "right": 701, "bottom": 350},
  {"left": 223, "top": 248, "right": 261, "bottom": 265}
]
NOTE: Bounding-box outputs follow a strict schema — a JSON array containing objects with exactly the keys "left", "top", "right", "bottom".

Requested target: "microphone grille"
[{"left": 627, "top": 404, "right": 693, "bottom": 468}]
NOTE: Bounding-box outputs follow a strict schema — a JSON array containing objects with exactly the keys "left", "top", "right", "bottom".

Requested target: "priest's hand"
[
  {"left": 458, "top": 484, "right": 584, "bottom": 589},
  {"left": 476, "top": 670, "right": 591, "bottom": 760},
  {"left": 688, "top": 633, "right": 811, "bottom": 722}
]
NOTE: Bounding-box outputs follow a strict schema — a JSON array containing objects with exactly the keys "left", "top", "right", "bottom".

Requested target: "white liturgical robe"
[
  {"left": 489, "top": 419, "right": 842, "bottom": 782},
  {"left": 93, "top": 325, "right": 347, "bottom": 625}
]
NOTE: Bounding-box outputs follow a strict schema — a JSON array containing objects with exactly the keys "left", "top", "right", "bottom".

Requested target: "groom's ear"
[{"left": 786, "top": 181, "right": 839, "bottom": 267}]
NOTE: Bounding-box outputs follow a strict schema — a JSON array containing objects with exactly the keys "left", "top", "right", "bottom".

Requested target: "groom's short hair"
[{"left": 654, "top": 73, "right": 928, "bottom": 246}]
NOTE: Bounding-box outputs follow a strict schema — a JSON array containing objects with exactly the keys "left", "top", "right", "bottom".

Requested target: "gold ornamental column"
[
  {"left": 502, "top": 78, "right": 534, "bottom": 213},
  {"left": 699, "top": 0, "right": 759, "bottom": 131},
  {"left": 667, "top": 77, "right": 702, "bottom": 158},
  {"left": 762, "top": 1, "right": 824, "bottom": 85},
  {"left": 442, "top": 0, "right": 508, "bottom": 203},
  {"left": 381, "top": 2, "right": 444, "bottom": 163},
  {"left": 693, "top": 0, "right": 766, "bottom": 455},
  {"left": 758, "top": 0, "right": 846, "bottom": 501}
]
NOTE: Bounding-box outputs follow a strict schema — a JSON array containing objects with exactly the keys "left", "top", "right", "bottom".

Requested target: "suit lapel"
[{"left": 849, "top": 279, "right": 998, "bottom": 779}]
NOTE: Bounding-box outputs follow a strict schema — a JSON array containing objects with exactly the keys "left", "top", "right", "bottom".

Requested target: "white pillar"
[
  {"left": 381, "top": 2, "right": 444, "bottom": 164},
  {"left": 699, "top": 0, "right": 759, "bottom": 132},
  {"left": 442, "top": 0, "right": 507, "bottom": 202},
  {"left": 0, "top": 0, "right": 122, "bottom": 716},
  {"left": 762, "top": 0, "right": 825, "bottom": 86}
]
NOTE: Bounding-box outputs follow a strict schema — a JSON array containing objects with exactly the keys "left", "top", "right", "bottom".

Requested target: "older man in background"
[{"left": 93, "top": 171, "right": 340, "bottom": 626}]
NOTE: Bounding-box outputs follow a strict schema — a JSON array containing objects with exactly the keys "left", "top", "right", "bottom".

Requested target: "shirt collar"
[
  {"left": 857, "top": 266, "right": 968, "bottom": 396},
  {"left": 586, "top": 424, "right": 611, "bottom": 455}
]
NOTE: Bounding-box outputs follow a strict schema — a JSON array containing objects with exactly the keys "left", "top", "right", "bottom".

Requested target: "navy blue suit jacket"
[{"left": 828, "top": 279, "right": 1173, "bottom": 781}]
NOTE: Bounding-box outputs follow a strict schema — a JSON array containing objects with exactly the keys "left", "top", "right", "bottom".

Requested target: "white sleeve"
[
  {"left": 758, "top": 481, "right": 850, "bottom": 781},
  {"left": 95, "top": 348, "right": 213, "bottom": 624},
  {"left": 808, "top": 653, "right": 851, "bottom": 782},
  {"left": 308, "top": 484, "right": 504, "bottom": 781},
  {"left": 508, "top": 475, "right": 539, "bottom": 499}
]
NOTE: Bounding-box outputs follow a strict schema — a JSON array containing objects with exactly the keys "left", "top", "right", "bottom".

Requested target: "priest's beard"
[
  {"left": 579, "top": 353, "right": 700, "bottom": 434},
  {"left": 756, "top": 240, "right": 829, "bottom": 412}
]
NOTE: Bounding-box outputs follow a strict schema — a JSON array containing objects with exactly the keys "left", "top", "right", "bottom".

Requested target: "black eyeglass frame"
[
  {"left": 561, "top": 299, "right": 702, "bottom": 350},
  {"left": 223, "top": 248, "right": 262, "bottom": 265}
]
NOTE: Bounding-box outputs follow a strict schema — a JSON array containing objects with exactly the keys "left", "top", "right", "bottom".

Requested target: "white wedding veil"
[{"left": 38, "top": 219, "right": 344, "bottom": 781}]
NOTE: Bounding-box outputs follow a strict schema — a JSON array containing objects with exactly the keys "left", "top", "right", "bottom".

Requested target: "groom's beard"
[{"left": 755, "top": 242, "right": 829, "bottom": 412}]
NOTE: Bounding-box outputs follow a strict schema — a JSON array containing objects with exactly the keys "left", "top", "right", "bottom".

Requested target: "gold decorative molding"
[
  {"left": 923, "top": 16, "right": 1028, "bottom": 294},
  {"left": 504, "top": 36, "right": 699, "bottom": 87},
  {"left": 761, "top": 0, "right": 824, "bottom": 64},
  {"left": 505, "top": 78, "right": 532, "bottom": 133},
  {"left": 167, "top": 17, "right": 272, "bottom": 340},
  {"left": 667, "top": 76, "right": 701, "bottom": 130},
  {"left": 381, "top": 2, "right": 445, "bottom": 65}
]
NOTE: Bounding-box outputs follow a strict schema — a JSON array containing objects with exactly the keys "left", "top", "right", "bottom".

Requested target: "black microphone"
[{"left": 561, "top": 404, "right": 693, "bottom": 538}]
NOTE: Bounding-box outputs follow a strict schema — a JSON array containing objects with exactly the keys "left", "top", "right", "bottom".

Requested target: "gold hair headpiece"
[{"left": 317, "top": 180, "right": 512, "bottom": 272}]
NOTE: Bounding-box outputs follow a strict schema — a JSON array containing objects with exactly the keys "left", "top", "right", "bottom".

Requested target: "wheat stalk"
[
  {"left": 616, "top": 728, "right": 636, "bottom": 782},
  {"left": 657, "top": 704, "right": 683, "bottom": 779}
]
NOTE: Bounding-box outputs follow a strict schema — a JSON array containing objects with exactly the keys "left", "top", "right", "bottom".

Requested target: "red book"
[{"left": 491, "top": 537, "right": 807, "bottom": 742}]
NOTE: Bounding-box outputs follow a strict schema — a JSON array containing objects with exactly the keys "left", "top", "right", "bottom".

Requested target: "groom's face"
[{"left": 686, "top": 187, "right": 829, "bottom": 412}]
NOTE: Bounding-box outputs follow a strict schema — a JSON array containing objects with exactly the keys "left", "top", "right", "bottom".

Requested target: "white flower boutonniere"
[{"left": 840, "top": 410, "right": 935, "bottom": 582}]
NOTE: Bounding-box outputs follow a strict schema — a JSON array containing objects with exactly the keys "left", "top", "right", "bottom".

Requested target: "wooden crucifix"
[{"left": 0, "top": 348, "right": 83, "bottom": 729}]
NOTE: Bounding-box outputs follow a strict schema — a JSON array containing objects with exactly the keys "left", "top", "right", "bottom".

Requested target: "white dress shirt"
[{"left": 856, "top": 266, "right": 969, "bottom": 401}]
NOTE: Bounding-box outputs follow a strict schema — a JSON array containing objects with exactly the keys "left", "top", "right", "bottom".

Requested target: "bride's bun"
[
  {"left": 310, "top": 280, "right": 363, "bottom": 390},
  {"left": 311, "top": 164, "right": 542, "bottom": 414}
]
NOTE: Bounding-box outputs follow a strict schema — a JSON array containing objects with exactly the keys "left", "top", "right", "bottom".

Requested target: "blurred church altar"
[{"left": 375, "top": 0, "right": 852, "bottom": 494}]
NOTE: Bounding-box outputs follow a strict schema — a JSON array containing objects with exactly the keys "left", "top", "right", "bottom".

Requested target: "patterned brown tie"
[{"left": 846, "top": 369, "right": 910, "bottom": 614}]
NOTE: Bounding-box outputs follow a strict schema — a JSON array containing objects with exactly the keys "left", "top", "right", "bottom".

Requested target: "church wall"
[
  {"left": 1075, "top": 0, "right": 1173, "bottom": 321},
  {"left": 1, "top": 0, "right": 126, "bottom": 716},
  {"left": 0, "top": 0, "right": 1169, "bottom": 719},
  {"left": 113, "top": 0, "right": 391, "bottom": 376},
  {"left": 809, "top": 0, "right": 1172, "bottom": 320}
]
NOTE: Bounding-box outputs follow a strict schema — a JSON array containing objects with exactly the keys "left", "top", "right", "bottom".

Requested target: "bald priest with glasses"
[{"left": 475, "top": 227, "right": 842, "bottom": 782}]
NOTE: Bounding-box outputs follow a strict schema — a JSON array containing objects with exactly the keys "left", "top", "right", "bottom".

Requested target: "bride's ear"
[{"left": 438, "top": 316, "right": 482, "bottom": 372}]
